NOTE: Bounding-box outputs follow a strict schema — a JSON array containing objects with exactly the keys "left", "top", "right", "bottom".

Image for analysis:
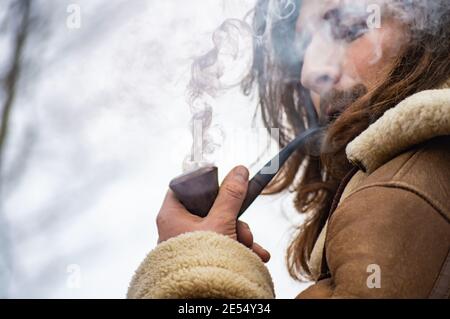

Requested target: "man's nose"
[
  {"left": 301, "top": 34, "right": 341, "bottom": 94},
  {"left": 301, "top": 68, "right": 340, "bottom": 94}
]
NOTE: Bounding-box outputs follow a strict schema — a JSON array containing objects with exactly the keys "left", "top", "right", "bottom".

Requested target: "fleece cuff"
[{"left": 127, "top": 231, "right": 275, "bottom": 299}]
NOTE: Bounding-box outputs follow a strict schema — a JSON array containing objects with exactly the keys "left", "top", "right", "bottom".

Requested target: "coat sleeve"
[
  {"left": 127, "top": 231, "right": 275, "bottom": 299},
  {"left": 297, "top": 185, "right": 450, "bottom": 299}
]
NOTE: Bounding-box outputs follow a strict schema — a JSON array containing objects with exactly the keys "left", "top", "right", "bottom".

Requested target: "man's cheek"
[
  {"left": 342, "top": 42, "right": 387, "bottom": 88},
  {"left": 340, "top": 53, "right": 366, "bottom": 88}
]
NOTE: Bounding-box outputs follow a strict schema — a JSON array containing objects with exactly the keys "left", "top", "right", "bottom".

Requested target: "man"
[{"left": 128, "top": 0, "right": 450, "bottom": 298}]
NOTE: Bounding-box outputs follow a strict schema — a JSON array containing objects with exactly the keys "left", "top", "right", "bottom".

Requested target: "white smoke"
[{"left": 183, "top": 19, "right": 254, "bottom": 172}]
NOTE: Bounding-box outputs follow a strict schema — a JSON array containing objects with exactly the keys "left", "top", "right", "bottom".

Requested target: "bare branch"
[{"left": 0, "top": 0, "right": 31, "bottom": 167}]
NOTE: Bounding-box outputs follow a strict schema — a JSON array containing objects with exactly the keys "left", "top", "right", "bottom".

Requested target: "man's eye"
[{"left": 335, "top": 22, "right": 368, "bottom": 42}]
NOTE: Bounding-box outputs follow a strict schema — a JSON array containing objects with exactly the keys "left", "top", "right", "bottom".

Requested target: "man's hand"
[{"left": 156, "top": 165, "right": 270, "bottom": 262}]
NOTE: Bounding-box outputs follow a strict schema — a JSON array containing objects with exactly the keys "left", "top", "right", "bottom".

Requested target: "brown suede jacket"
[{"left": 128, "top": 83, "right": 450, "bottom": 299}]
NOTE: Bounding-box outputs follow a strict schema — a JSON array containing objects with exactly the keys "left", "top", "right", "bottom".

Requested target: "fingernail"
[{"left": 233, "top": 166, "right": 248, "bottom": 183}]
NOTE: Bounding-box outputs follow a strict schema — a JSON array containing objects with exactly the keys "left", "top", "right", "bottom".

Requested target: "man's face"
[{"left": 296, "top": 0, "right": 410, "bottom": 120}]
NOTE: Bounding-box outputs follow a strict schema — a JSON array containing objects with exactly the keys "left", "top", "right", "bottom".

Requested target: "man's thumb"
[{"left": 208, "top": 166, "right": 249, "bottom": 221}]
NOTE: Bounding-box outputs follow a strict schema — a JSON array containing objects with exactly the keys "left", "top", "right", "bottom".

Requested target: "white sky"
[{"left": 2, "top": 0, "right": 311, "bottom": 298}]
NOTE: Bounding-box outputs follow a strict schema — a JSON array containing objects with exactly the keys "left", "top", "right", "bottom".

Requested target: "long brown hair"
[{"left": 242, "top": 0, "right": 450, "bottom": 280}]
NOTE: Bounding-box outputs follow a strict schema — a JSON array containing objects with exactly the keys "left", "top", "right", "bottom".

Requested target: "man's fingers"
[
  {"left": 159, "top": 189, "right": 186, "bottom": 213},
  {"left": 157, "top": 189, "right": 198, "bottom": 225},
  {"left": 252, "top": 242, "right": 271, "bottom": 263},
  {"left": 236, "top": 222, "right": 270, "bottom": 262},
  {"left": 208, "top": 166, "right": 249, "bottom": 221},
  {"left": 236, "top": 221, "right": 253, "bottom": 248}
]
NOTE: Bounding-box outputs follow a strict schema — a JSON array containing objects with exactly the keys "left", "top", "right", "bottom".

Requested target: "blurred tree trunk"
[{"left": 0, "top": 0, "right": 31, "bottom": 297}]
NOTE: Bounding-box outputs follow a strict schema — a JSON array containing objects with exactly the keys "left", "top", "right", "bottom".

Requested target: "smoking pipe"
[
  {"left": 169, "top": 127, "right": 323, "bottom": 218},
  {"left": 170, "top": 93, "right": 321, "bottom": 218}
]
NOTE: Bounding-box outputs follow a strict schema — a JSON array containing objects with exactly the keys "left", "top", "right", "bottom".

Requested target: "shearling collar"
[{"left": 346, "top": 81, "right": 450, "bottom": 174}]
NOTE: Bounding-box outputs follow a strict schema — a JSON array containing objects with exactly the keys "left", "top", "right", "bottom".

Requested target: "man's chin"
[
  {"left": 318, "top": 84, "right": 368, "bottom": 124},
  {"left": 318, "top": 104, "right": 347, "bottom": 124}
]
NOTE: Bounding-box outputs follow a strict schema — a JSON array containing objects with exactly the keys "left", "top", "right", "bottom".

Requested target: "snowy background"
[{"left": 0, "top": 0, "right": 310, "bottom": 298}]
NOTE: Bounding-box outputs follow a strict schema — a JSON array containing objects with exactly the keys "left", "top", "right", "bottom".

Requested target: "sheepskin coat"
[{"left": 127, "top": 81, "right": 450, "bottom": 299}]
